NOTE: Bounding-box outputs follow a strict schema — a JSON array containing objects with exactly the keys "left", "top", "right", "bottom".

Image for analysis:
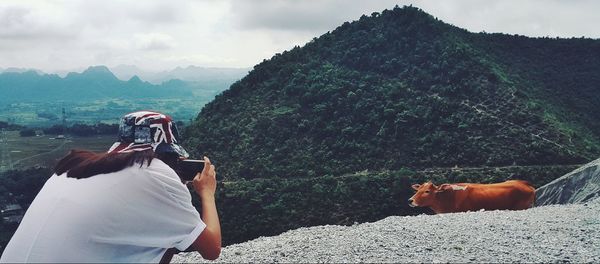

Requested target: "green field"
[
  {"left": 0, "top": 98, "right": 208, "bottom": 127},
  {"left": 0, "top": 131, "right": 116, "bottom": 172}
]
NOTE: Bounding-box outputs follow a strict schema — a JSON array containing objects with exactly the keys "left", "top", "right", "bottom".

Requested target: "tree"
[{"left": 19, "top": 129, "right": 36, "bottom": 137}]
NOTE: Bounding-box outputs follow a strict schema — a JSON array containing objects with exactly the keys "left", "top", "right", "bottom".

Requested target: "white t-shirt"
[{"left": 0, "top": 159, "right": 205, "bottom": 263}]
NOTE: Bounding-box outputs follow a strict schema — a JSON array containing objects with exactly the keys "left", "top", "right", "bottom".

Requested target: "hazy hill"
[
  {"left": 184, "top": 6, "right": 600, "bottom": 180},
  {"left": 0, "top": 66, "right": 193, "bottom": 103},
  {"left": 111, "top": 64, "right": 249, "bottom": 85},
  {"left": 0, "top": 67, "right": 45, "bottom": 75}
]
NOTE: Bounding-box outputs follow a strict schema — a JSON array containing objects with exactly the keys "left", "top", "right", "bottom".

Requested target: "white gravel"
[{"left": 175, "top": 198, "right": 600, "bottom": 263}]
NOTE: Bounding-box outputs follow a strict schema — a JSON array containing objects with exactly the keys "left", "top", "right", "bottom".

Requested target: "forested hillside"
[{"left": 184, "top": 6, "right": 600, "bottom": 180}]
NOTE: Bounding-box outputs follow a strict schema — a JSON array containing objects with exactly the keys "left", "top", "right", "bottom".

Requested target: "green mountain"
[
  {"left": 184, "top": 6, "right": 600, "bottom": 180},
  {"left": 0, "top": 66, "right": 193, "bottom": 103}
]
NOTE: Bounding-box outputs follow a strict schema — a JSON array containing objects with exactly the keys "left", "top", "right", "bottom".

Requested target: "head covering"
[{"left": 107, "top": 111, "right": 189, "bottom": 158}]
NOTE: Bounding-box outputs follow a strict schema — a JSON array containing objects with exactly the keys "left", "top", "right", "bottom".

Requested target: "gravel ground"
[{"left": 175, "top": 198, "right": 600, "bottom": 263}]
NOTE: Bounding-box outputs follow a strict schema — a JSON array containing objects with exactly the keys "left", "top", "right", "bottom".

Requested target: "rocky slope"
[
  {"left": 536, "top": 157, "right": 600, "bottom": 206},
  {"left": 175, "top": 198, "right": 600, "bottom": 263}
]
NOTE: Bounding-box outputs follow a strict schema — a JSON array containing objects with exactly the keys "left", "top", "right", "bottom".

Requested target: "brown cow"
[{"left": 408, "top": 180, "right": 535, "bottom": 214}]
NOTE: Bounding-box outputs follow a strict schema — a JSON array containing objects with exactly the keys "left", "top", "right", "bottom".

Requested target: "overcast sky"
[{"left": 1, "top": 0, "right": 598, "bottom": 73}]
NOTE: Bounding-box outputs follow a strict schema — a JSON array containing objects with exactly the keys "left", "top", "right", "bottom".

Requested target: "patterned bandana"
[{"left": 107, "top": 111, "right": 189, "bottom": 158}]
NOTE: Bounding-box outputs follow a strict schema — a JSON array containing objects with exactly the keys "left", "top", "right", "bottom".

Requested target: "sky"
[{"left": 0, "top": 0, "right": 599, "bottom": 73}]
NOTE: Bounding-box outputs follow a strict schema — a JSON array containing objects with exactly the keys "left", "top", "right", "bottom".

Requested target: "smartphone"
[{"left": 177, "top": 159, "right": 205, "bottom": 182}]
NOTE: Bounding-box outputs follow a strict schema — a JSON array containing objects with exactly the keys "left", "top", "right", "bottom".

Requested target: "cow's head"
[{"left": 408, "top": 182, "right": 456, "bottom": 207}]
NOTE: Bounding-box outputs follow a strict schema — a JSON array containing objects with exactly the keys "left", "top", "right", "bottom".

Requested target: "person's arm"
[{"left": 189, "top": 156, "right": 221, "bottom": 260}]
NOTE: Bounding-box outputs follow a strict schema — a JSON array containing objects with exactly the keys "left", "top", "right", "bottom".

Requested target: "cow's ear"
[
  {"left": 436, "top": 184, "right": 453, "bottom": 193},
  {"left": 411, "top": 184, "right": 421, "bottom": 191}
]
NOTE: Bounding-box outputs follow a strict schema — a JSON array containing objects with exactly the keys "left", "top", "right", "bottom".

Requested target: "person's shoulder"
[
  {"left": 143, "top": 158, "right": 181, "bottom": 183},
  {"left": 143, "top": 158, "right": 192, "bottom": 202}
]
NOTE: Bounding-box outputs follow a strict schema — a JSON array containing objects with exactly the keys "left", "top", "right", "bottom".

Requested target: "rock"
[{"left": 536, "top": 157, "right": 600, "bottom": 206}]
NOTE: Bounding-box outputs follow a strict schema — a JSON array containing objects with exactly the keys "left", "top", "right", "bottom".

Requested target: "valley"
[
  {"left": 0, "top": 98, "right": 209, "bottom": 127},
  {"left": 0, "top": 130, "right": 115, "bottom": 172}
]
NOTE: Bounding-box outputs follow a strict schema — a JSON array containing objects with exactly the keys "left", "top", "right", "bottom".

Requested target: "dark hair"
[{"left": 54, "top": 149, "right": 179, "bottom": 179}]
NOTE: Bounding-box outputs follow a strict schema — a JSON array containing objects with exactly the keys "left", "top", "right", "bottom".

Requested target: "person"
[{"left": 0, "top": 111, "right": 221, "bottom": 263}]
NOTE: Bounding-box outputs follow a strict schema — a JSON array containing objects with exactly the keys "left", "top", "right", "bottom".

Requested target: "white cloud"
[
  {"left": 415, "top": 0, "right": 600, "bottom": 38},
  {"left": 134, "top": 33, "right": 176, "bottom": 51},
  {"left": 0, "top": 0, "right": 599, "bottom": 72},
  {"left": 230, "top": 0, "right": 399, "bottom": 33},
  {"left": 0, "top": 3, "right": 77, "bottom": 40}
]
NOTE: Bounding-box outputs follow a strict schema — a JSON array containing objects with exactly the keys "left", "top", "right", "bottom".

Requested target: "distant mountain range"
[
  {"left": 0, "top": 65, "right": 250, "bottom": 83},
  {"left": 0, "top": 66, "right": 184, "bottom": 102},
  {"left": 0, "top": 67, "right": 45, "bottom": 75},
  {"left": 0, "top": 65, "right": 248, "bottom": 103},
  {"left": 109, "top": 65, "right": 250, "bottom": 84}
]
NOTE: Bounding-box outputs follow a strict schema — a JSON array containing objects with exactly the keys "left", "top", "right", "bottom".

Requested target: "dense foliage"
[
  {"left": 0, "top": 168, "right": 51, "bottom": 208},
  {"left": 185, "top": 6, "right": 600, "bottom": 180},
  {"left": 0, "top": 122, "right": 23, "bottom": 131},
  {"left": 207, "top": 169, "right": 428, "bottom": 245},
  {"left": 200, "top": 164, "right": 575, "bottom": 245},
  {"left": 18, "top": 129, "right": 36, "bottom": 137},
  {"left": 0, "top": 167, "right": 52, "bottom": 251}
]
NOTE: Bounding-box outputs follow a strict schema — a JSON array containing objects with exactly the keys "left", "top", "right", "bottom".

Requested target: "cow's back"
[{"left": 455, "top": 180, "right": 535, "bottom": 212}]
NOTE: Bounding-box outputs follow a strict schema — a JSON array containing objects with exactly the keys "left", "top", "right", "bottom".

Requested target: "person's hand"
[
  {"left": 192, "top": 156, "right": 216, "bottom": 199},
  {"left": 189, "top": 156, "right": 221, "bottom": 260}
]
